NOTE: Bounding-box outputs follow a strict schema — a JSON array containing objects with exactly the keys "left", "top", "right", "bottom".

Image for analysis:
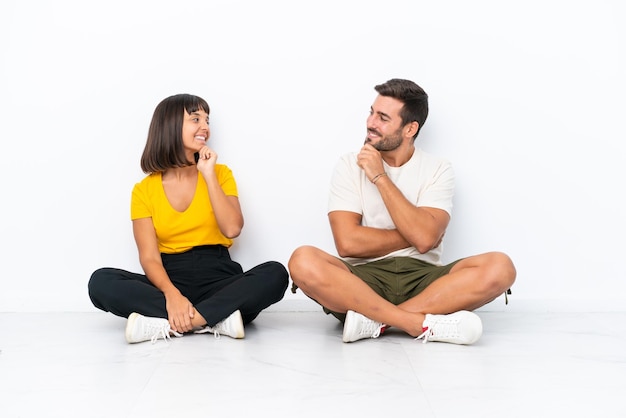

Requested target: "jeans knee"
[
  {"left": 258, "top": 261, "right": 289, "bottom": 289},
  {"left": 88, "top": 268, "right": 103, "bottom": 294},
  {"left": 87, "top": 267, "right": 116, "bottom": 299}
]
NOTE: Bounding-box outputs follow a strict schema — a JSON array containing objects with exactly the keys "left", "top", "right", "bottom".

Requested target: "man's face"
[{"left": 365, "top": 95, "right": 405, "bottom": 151}]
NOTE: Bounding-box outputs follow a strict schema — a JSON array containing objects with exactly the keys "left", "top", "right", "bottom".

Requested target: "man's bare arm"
[
  {"left": 329, "top": 211, "right": 411, "bottom": 258},
  {"left": 374, "top": 174, "right": 449, "bottom": 253}
]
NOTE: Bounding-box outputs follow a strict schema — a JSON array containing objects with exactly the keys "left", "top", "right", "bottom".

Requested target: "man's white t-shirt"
[{"left": 328, "top": 147, "right": 455, "bottom": 266}]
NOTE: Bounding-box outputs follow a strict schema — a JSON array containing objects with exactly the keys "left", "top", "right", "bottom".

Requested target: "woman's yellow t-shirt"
[{"left": 130, "top": 165, "right": 238, "bottom": 254}]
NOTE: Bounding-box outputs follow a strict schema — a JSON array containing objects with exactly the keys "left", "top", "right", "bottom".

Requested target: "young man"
[{"left": 288, "top": 79, "right": 516, "bottom": 344}]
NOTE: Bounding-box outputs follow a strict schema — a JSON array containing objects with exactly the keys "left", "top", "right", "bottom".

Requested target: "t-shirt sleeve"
[
  {"left": 328, "top": 153, "right": 362, "bottom": 215},
  {"left": 130, "top": 181, "right": 151, "bottom": 220},
  {"left": 217, "top": 165, "right": 238, "bottom": 197},
  {"left": 418, "top": 160, "right": 455, "bottom": 216}
]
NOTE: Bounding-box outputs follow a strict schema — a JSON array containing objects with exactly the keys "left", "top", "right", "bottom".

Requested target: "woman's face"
[{"left": 182, "top": 109, "right": 210, "bottom": 153}]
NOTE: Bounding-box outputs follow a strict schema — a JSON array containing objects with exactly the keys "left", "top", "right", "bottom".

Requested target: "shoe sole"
[
  {"left": 342, "top": 310, "right": 356, "bottom": 343},
  {"left": 231, "top": 310, "right": 245, "bottom": 339},
  {"left": 125, "top": 312, "right": 140, "bottom": 343}
]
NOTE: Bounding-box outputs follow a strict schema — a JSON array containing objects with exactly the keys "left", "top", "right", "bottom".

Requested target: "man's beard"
[{"left": 366, "top": 127, "right": 403, "bottom": 151}]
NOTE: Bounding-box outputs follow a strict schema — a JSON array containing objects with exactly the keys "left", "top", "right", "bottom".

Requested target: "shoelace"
[
  {"left": 150, "top": 326, "right": 171, "bottom": 344},
  {"left": 209, "top": 327, "right": 222, "bottom": 339},
  {"left": 194, "top": 324, "right": 223, "bottom": 339},
  {"left": 148, "top": 325, "right": 182, "bottom": 344},
  {"left": 360, "top": 318, "right": 383, "bottom": 338},
  {"left": 415, "top": 326, "right": 433, "bottom": 344},
  {"left": 415, "top": 318, "right": 458, "bottom": 344}
]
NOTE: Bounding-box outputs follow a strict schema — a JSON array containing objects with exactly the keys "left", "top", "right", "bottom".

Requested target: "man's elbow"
[
  {"left": 415, "top": 243, "right": 434, "bottom": 254},
  {"left": 334, "top": 238, "right": 357, "bottom": 258},
  {"left": 412, "top": 233, "right": 443, "bottom": 254}
]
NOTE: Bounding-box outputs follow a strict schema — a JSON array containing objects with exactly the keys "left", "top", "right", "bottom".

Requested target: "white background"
[{"left": 1, "top": 0, "right": 624, "bottom": 312}]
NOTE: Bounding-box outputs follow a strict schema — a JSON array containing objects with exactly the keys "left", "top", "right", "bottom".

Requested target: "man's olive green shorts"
[{"left": 324, "top": 256, "right": 461, "bottom": 323}]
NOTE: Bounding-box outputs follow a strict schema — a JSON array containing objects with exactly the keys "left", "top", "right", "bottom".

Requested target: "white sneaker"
[
  {"left": 416, "top": 310, "right": 483, "bottom": 345},
  {"left": 342, "top": 310, "right": 387, "bottom": 343},
  {"left": 125, "top": 312, "right": 182, "bottom": 344},
  {"left": 195, "top": 310, "right": 244, "bottom": 339}
]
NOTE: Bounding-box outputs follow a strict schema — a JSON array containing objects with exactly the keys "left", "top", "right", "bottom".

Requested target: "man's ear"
[{"left": 405, "top": 121, "right": 419, "bottom": 138}]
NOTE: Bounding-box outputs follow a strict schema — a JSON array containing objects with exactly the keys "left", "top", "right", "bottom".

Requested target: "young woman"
[{"left": 89, "top": 94, "right": 288, "bottom": 343}]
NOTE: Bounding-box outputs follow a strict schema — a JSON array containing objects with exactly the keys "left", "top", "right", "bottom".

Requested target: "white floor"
[{"left": 1, "top": 308, "right": 625, "bottom": 418}]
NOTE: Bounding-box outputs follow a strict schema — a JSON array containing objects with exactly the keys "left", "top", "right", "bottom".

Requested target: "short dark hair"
[
  {"left": 140, "top": 94, "right": 211, "bottom": 174},
  {"left": 374, "top": 79, "right": 428, "bottom": 139}
]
